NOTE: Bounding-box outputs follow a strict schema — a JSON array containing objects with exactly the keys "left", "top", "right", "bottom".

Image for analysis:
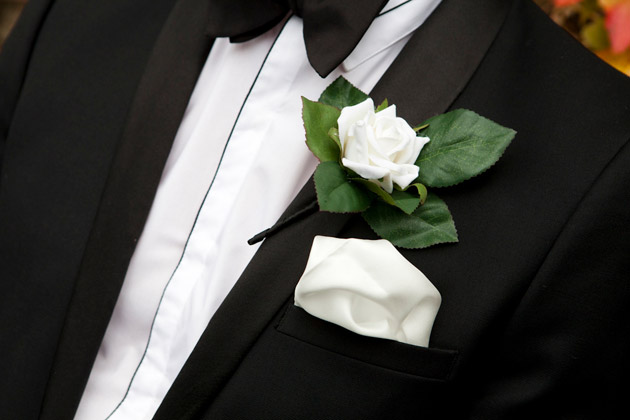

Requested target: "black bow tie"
[{"left": 206, "top": 0, "right": 389, "bottom": 77}]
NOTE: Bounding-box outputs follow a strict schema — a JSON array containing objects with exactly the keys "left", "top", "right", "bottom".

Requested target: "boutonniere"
[{"left": 303, "top": 77, "right": 516, "bottom": 249}]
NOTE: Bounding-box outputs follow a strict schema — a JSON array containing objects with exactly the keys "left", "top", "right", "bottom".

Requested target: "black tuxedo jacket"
[{"left": 1, "top": 0, "right": 629, "bottom": 418}]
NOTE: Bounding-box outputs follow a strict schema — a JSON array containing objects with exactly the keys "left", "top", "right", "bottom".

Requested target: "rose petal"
[
  {"left": 374, "top": 116, "right": 404, "bottom": 154},
  {"left": 342, "top": 158, "right": 389, "bottom": 181},
  {"left": 395, "top": 133, "right": 428, "bottom": 164},
  {"left": 365, "top": 128, "right": 391, "bottom": 161},
  {"left": 380, "top": 117, "right": 417, "bottom": 161},
  {"left": 344, "top": 120, "right": 372, "bottom": 164},
  {"left": 377, "top": 104, "right": 397, "bottom": 118},
  {"left": 413, "top": 135, "right": 430, "bottom": 161},
  {"left": 377, "top": 174, "right": 394, "bottom": 194},
  {"left": 338, "top": 98, "right": 375, "bottom": 145},
  {"left": 390, "top": 164, "right": 420, "bottom": 190},
  {"left": 387, "top": 130, "right": 414, "bottom": 161},
  {"left": 370, "top": 155, "right": 402, "bottom": 172}
]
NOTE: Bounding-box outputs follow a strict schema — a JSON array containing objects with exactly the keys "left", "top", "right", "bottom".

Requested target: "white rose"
[{"left": 338, "top": 98, "right": 429, "bottom": 193}]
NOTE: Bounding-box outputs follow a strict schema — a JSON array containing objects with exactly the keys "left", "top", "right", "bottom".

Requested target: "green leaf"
[
  {"left": 376, "top": 98, "right": 389, "bottom": 112},
  {"left": 315, "top": 161, "right": 373, "bottom": 213},
  {"left": 362, "top": 193, "right": 458, "bottom": 249},
  {"left": 302, "top": 97, "right": 341, "bottom": 162},
  {"left": 390, "top": 188, "right": 422, "bottom": 214},
  {"left": 318, "top": 76, "right": 369, "bottom": 109},
  {"left": 415, "top": 109, "right": 516, "bottom": 187}
]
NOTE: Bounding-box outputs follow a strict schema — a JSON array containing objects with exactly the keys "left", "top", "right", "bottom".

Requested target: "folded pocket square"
[{"left": 294, "top": 236, "right": 441, "bottom": 347}]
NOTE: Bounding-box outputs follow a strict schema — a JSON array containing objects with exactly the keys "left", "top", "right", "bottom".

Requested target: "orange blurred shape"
[
  {"left": 597, "top": 49, "right": 630, "bottom": 75},
  {"left": 554, "top": 0, "right": 582, "bottom": 6},
  {"left": 599, "top": 0, "right": 626, "bottom": 9},
  {"left": 605, "top": 2, "right": 630, "bottom": 53}
]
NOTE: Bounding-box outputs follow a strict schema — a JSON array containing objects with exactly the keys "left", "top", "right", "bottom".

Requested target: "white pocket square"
[{"left": 294, "top": 236, "right": 441, "bottom": 347}]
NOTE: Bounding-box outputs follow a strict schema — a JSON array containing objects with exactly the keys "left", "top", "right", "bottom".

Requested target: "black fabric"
[
  {"left": 0, "top": 0, "right": 53, "bottom": 171},
  {"left": 206, "top": 0, "right": 388, "bottom": 77},
  {"left": 36, "top": 0, "right": 214, "bottom": 418},
  {"left": 0, "top": 0, "right": 179, "bottom": 418},
  {"left": 0, "top": 0, "right": 629, "bottom": 419}
]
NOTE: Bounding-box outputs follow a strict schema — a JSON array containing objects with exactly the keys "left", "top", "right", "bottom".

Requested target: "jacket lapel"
[
  {"left": 39, "top": 0, "right": 213, "bottom": 418},
  {"left": 370, "top": 0, "right": 512, "bottom": 122},
  {"left": 155, "top": 0, "right": 512, "bottom": 419},
  {"left": 0, "top": 0, "right": 54, "bottom": 161}
]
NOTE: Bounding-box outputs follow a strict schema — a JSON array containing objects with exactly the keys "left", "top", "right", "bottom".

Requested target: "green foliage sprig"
[{"left": 303, "top": 77, "right": 516, "bottom": 249}]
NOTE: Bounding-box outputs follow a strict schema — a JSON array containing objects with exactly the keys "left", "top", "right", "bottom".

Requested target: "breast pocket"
[
  {"left": 277, "top": 304, "right": 458, "bottom": 382},
  {"left": 206, "top": 302, "right": 459, "bottom": 420}
]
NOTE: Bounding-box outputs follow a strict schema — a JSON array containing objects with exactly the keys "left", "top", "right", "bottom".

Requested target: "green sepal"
[
  {"left": 318, "top": 76, "right": 369, "bottom": 109},
  {"left": 404, "top": 183, "right": 428, "bottom": 205},
  {"left": 362, "top": 193, "right": 458, "bottom": 249},
  {"left": 352, "top": 179, "right": 420, "bottom": 215},
  {"left": 302, "top": 97, "right": 341, "bottom": 162},
  {"left": 327, "top": 127, "right": 342, "bottom": 154},
  {"left": 413, "top": 123, "right": 429, "bottom": 132},
  {"left": 315, "top": 161, "right": 373, "bottom": 213},
  {"left": 415, "top": 109, "right": 516, "bottom": 187},
  {"left": 376, "top": 98, "right": 389, "bottom": 112}
]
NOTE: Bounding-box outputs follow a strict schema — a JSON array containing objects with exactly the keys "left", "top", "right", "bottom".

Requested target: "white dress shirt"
[{"left": 74, "top": 1, "right": 442, "bottom": 419}]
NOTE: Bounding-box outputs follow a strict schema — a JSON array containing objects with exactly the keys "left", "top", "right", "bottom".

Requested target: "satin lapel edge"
[
  {"left": 370, "top": 0, "right": 514, "bottom": 122},
  {"left": 39, "top": 0, "right": 214, "bottom": 418},
  {"left": 155, "top": 1, "right": 513, "bottom": 418}
]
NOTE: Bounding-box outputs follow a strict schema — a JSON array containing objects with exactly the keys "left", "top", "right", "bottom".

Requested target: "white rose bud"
[{"left": 338, "top": 98, "right": 429, "bottom": 193}]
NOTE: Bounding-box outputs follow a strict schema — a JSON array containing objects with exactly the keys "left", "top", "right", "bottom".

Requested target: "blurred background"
[
  {"left": 0, "top": 0, "right": 629, "bottom": 75},
  {"left": 0, "top": 0, "right": 25, "bottom": 49},
  {"left": 537, "top": 0, "right": 630, "bottom": 75}
]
